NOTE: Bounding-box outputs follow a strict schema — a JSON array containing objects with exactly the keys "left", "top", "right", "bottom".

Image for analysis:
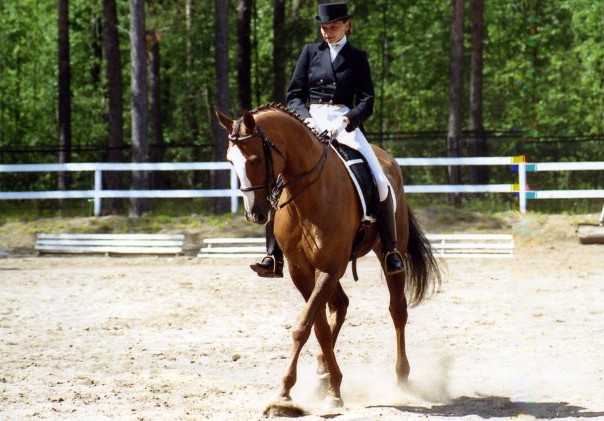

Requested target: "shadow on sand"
[
  {"left": 319, "top": 395, "right": 604, "bottom": 419},
  {"left": 367, "top": 395, "right": 604, "bottom": 419}
]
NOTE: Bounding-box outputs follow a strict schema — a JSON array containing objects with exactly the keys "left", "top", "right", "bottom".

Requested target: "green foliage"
[
  {"left": 0, "top": 1, "right": 57, "bottom": 149},
  {"left": 2, "top": 0, "right": 603, "bottom": 152},
  {"left": 483, "top": 0, "right": 604, "bottom": 137},
  {"left": 1, "top": 0, "right": 603, "bottom": 215},
  {"left": 353, "top": 0, "right": 451, "bottom": 132}
]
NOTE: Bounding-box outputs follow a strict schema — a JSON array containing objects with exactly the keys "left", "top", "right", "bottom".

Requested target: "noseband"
[{"left": 229, "top": 117, "right": 333, "bottom": 210}]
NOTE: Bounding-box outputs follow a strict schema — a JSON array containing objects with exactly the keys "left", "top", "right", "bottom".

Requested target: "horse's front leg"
[{"left": 279, "top": 271, "right": 339, "bottom": 402}]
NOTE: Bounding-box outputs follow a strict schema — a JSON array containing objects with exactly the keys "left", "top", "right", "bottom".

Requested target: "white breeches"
[{"left": 309, "top": 104, "right": 393, "bottom": 204}]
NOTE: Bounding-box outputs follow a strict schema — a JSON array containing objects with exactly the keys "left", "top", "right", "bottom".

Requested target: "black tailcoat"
[{"left": 286, "top": 41, "right": 375, "bottom": 130}]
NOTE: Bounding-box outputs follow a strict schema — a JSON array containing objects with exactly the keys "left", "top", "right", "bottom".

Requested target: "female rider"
[{"left": 251, "top": 2, "right": 404, "bottom": 277}]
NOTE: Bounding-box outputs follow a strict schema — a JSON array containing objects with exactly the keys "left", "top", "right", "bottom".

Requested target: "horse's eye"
[{"left": 249, "top": 154, "right": 262, "bottom": 167}]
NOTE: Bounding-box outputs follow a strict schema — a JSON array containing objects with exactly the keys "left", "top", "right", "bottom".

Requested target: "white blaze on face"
[{"left": 227, "top": 145, "right": 254, "bottom": 211}]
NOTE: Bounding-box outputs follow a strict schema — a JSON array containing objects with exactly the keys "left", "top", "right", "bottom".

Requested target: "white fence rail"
[
  {"left": 522, "top": 162, "right": 604, "bottom": 202},
  {"left": 396, "top": 157, "right": 604, "bottom": 212},
  {"left": 35, "top": 233, "right": 185, "bottom": 255},
  {"left": 1, "top": 158, "right": 603, "bottom": 216},
  {"left": 197, "top": 234, "right": 515, "bottom": 259},
  {"left": 0, "top": 162, "right": 238, "bottom": 216}
]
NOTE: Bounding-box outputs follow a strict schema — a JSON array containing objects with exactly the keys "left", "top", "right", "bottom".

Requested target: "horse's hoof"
[{"left": 263, "top": 401, "right": 307, "bottom": 417}]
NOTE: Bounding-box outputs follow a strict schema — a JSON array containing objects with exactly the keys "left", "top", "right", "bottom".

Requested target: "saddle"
[{"left": 330, "top": 142, "right": 379, "bottom": 221}]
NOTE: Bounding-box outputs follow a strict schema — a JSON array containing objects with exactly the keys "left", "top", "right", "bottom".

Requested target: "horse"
[{"left": 215, "top": 103, "right": 441, "bottom": 409}]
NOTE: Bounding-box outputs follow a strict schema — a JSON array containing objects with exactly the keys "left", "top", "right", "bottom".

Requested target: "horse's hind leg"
[
  {"left": 385, "top": 270, "right": 410, "bottom": 386},
  {"left": 316, "top": 282, "right": 349, "bottom": 396},
  {"left": 313, "top": 305, "right": 344, "bottom": 405}
]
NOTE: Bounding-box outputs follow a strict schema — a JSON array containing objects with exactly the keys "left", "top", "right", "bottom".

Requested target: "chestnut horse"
[{"left": 216, "top": 103, "right": 441, "bottom": 408}]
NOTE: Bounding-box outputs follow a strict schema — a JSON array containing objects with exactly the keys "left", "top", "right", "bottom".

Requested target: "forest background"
[{"left": 0, "top": 0, "right": 603, "bottom": 215}]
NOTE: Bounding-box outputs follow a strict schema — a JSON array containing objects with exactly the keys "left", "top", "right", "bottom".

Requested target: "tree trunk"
[
  {"left": 185, "top": 0, "right": 200, "bottom": 147},
  {"left": 447, "top": 0, "right": 464, "bottom": 206},
  {"left": 291, "top": 0, "right": 303, "bottom": 37},
  {"left": 57, "top": 0, "right": 71, "bottom": 192},
  {"left": 129, "top": 0, "right": 149, "bottom": 217},
  {"left": 91, "top": 17, "right": 103, "bottom": 89},
  {"left": 469, "top": 0, "right": 488, "bottom": 184},
  {"left": 237, "top": 0, "right": 252, "bottom": 112},
  {"left": 377, "top": 0, "right": 391, "bottom": 147},
  {"left": 252, "top": 0, "right": 261, "bottom": 105},
  {"left": 289, "top": 1, "right": 312, "bottom": 71},
  {"left": 272, "top": 0, "right": 286, "bottom": 103},
  {"left": 102, "top": 0, "right": 124, "bottom": 214},
  {"left": 527, "top": 0, "right": 540, "bottom": 136},
  {"left": 290, "top": 0, "right": 312, "bottom": 33},
  {"left": 212, "top": 0, "right": 231, "bottom": 214},
  {"left": 148, "top": 30, "right": 167, "bottom": 189}
]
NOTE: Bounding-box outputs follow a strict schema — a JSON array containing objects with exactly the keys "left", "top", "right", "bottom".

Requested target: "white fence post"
[
  {"left": 94, "top": 169, "right": 102, "bottom": 217},
  {"left": 230, "top": 168, "right": 239, "bottom": 214},
  {"left": 518, "top": 161, "right": 527, "bottom": 213}
]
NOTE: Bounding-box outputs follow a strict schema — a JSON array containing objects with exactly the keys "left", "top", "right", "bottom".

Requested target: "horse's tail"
[{"left": 404, "top": 207, "right": 442, "bottom": 306}]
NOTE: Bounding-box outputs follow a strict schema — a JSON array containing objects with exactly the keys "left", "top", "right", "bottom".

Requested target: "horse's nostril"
[{"left": 244, "top": 211, "right": 268, "bottom": 225}]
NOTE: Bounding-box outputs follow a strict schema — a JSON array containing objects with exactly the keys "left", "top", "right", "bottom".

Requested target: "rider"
[{"left": 250, "top": 2, "right": 404, "bottom": 278}]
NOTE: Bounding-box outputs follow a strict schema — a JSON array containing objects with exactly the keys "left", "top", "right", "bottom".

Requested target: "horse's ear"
[
  {"left": 242, "top": 110, "right": 256, "bottom": 131},
  {"left": 214, "top": 106, "right": 233, "bottom": 133}
]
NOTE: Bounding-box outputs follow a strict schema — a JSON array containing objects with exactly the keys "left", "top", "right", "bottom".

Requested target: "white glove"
[{"left": 331, "top": 119, "right": 348, "bottom": 138}]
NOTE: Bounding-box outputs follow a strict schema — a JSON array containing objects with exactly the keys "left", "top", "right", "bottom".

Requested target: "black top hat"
[{"left": 315, "top": 3, "right": 351, "bottom": 24}]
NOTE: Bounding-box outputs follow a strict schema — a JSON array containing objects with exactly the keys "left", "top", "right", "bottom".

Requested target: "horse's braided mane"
[{"left": 250, "top": 102, "right": 330, "bottom": 143}]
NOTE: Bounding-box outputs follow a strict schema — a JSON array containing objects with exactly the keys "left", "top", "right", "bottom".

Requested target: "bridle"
[
  {"left": 229, "top": 121, "right": 282, "bottom": 199},
  {"left": 229, "top": 117, "right": 333, "bottom": 210}
]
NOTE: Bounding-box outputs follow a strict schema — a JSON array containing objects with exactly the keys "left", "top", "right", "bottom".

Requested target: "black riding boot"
[
  {"left": 250, "top": 219, "right": 284, "bottom": 278},
  {"left": 377, "top": 188, "right": 405, "bottom": 275}
]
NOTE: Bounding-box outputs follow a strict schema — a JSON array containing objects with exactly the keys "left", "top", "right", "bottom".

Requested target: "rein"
[
  {"left": 230, "top": 118, "right": 333, "bottom": 210},
  {"left": 272, "top": 134, "right": 332, "bottom": 210}
]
